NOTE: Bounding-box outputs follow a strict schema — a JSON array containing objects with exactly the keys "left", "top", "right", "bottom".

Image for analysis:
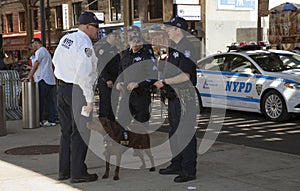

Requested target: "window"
[
  {"left": 110, "top": 0, "right": 121, "bottom": 21},
  {"left": 33, "top": 10, "right": 39, "bottom": 30},
  {"left": 55, "top": 6, "right": 63, "bottom": 29},
  {"left": 87, "top": 0, "right": 98, "bottom": 10},
  {"left": 148, "top": 0, "right": 162, "bottom": 20},
  {"left": 19, "top": 12, "right": 26, "bottom": 32},
  {"left": 133, "top": 0, "right": 139, "bottom": 19},
  {"left": 199, "top": 56, "right": 226, "bottom": 71},
  {"left": 73, "top": 2, "right": 82, "bottom": 26},
  {"left": 6, "top": 14, "right": 13, "bottom": 33}
]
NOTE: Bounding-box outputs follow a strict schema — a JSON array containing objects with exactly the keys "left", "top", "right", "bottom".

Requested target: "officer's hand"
[
  {"left": 106, "top": 80, "right": 113, "bottom": 88},
  {"left": 154, "top": 80, "right": 164, "bottom": 89},
  {"left": 127, "top": 82, "right": 138, "bottom": 91},
  {"left": 116, "top": 82, "right": 125, "bottom": 91},
  {"left": 83, "top": 102, "right": 93, "bottom": 114}
]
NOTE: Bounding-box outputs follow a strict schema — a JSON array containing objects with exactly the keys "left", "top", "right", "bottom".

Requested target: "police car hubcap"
[{"left": 265, "top": 95, "right": 282, "bottom": 118}]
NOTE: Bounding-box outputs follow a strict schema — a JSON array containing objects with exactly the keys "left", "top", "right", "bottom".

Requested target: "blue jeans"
[{"left": 38, "top": 79, "right": 56, "bottom": 123}]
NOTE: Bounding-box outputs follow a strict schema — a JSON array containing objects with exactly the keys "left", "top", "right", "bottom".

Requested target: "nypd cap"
[
  {"left": 164, "top": 16, "right": 188, "bottom": 31},
  {"left": 78, "top": 11, "right": 104, "bottom": 25}
]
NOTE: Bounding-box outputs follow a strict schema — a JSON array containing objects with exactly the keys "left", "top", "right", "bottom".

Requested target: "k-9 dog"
[{"left": 87, "top": 117, "right": 155, "bottom": 180}]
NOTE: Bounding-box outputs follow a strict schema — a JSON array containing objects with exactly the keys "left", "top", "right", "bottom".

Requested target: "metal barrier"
[
  {"left": 22, "top": 81, "right": 39, "bottom": 129},
  {"left": 0, "top": 70, "right": 22, "bottom": 120},
  {"left": 0, "top": 84, "right": 7, "bottom": 136}
]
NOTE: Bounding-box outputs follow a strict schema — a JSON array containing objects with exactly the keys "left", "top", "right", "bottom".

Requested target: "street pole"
[
  {"left": 123, "top": 0, "right": 133, "bottom": 28},
  {"left": 40, "top": 0, "right": 46, "bottom": 47},
  {"left": 257, "top": 14, "right": 262, "bottom": 42}
]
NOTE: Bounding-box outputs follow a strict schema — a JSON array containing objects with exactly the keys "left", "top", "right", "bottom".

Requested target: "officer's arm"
[{"left": 164, "top": 72, "right": 190, "bottom": 85}]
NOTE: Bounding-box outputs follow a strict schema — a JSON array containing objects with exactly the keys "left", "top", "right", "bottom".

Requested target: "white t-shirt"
[{"left": 34, "top": 47, "right": 56, "bottom": 85}]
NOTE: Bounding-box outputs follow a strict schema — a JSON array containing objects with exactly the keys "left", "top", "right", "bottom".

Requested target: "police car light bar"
[{"left": 227, "top": 41, "right": 270, "bottom": 52}]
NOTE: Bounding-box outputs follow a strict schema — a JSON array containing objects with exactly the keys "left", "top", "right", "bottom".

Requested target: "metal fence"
[{"left": 0, "top": 70, "right": 22, "bottom": 120}]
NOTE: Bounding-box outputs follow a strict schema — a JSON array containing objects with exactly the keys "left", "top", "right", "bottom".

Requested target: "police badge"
[
  {"left": 99, "top": 49, "right": 104, "bottom": 55},
  {"left": 256, "top": 84, "right": 262, "bottom": 96},
  {"left": 84, "top": 48, "right": 92, "bottom": 57}
]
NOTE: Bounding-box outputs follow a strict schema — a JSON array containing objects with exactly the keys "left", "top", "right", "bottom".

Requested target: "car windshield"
[{"left": 250, "top": 53, "right": 300, "bottom": 72}]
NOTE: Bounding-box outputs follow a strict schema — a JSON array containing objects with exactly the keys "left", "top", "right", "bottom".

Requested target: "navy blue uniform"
[
  {"left": 162, "top": 37, "right": 197, "bottom": 177},
  {"left": 117, "top": 45, "right": 157, "bottom": 127},
  {"left": 94, "top": 39, "right": 120, "bottom": 121}
]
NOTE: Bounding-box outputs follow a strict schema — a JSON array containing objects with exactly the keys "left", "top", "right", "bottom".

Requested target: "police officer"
[
  {"left": 94, "top": 29, "right": 121, "bottom": 122},
  {"left": 125, "top": 25, "right": 155, "bottom": 58},
  {"left": 154, "top": 16, "right": 198, "bottom": 183},
  {"left": 116, "top": 31, "right": 157, "bottom": 129},
  {"left": 52, "top": 11, "right": 102, "bottom": 183}
]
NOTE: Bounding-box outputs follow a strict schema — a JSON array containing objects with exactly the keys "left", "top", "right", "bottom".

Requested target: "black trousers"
[
  {"left": 98, "top": 80, "right": 117, "bottom": 122},
  {"left": 117, "top": 90, "right": 151, "bottom": 128},
  {"left": 167, "top": 93, "right": 197, "bottom": 176},
  {"left": 57, "top": 82, "right": 91, "bottom": 177}
]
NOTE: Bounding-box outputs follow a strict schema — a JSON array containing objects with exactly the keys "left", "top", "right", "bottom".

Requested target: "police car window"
[
  {"left": 201, "top": 56, "right": 226, "bottom": 71},
  {"left": 278, "top": 54, "right": 300, "bottom": 70},
  {"left": 229, "top": 56, "right": 252, "bottom": 72},
  {"left": 251, "top": 53, "right": 300, "bottom": 72}
]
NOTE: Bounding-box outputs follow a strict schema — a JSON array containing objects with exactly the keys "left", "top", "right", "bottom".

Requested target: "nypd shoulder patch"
[
  {"left": 184, "top": 50, "right": 191, "bottom": 58},
  {"left": 85, "top": 48, "right": 93, "bottom": 57}
]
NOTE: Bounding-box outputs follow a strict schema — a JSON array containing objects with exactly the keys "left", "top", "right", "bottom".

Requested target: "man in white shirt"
[
  {"left": 52, "top": 11, "right": 102, "bottom": 183},
  {"left": 26, "top": 38, "right": 56, "bottom": 127}
]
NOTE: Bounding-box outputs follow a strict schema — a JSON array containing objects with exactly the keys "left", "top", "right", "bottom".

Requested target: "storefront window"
[
  {"left": 148, "top": 0, "right": 162, "bottom": 20},
  {"left": 133, "top": 0, "right": 139, "bottom": 19},
  {"left": 55, "top": 6, "right": 63, "bottom": 29},
  {"left": 87, "top": 0, "right": 98, "bottom": 10},
  {"left": 110, "top": 0, "right": 121, "bottom": 21},
  {"left": 6, "top": 14, "right": 13, "bottom": 33},
  {"left": 73, "top": 2, "right": 82, "bottom": 25},
  {"left": 19, "top": 12, "right": 26, "bottom": 32}
]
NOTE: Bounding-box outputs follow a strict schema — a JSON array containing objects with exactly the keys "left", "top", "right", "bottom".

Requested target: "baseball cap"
[
  {"left": 129, "top": 31, "right": 142, "bottom": 42},
  {"left": 78, "top": 11, "right": 104, "bottom": 25},
  {"left": 106, "top": 29, "right": 119, "bottom": 35},
  {"left": 126, "top": 25, "right": 140, "bottom": 32},
  {"left": 31, "top": 38, "right": 42, "bottom": 43},
  {"left": 164, "top": 16, "right": 188, "bottom": 31}
]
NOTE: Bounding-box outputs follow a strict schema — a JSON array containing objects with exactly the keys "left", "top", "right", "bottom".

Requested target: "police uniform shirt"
[
  {"left": 166, "top": 37, "right": 197, "bottom": 87},
  {"left": 118, "top": 45, "right": 157, "bottom": 88},
  {"left": 94, "top": 39, "right": 120, "bottom": 83},
  {"left": 52, "top": 30, "right": 98, "bottom": 103}
]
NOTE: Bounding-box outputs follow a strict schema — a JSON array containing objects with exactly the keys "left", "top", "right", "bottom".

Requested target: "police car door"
[
  {"left": 225, "top": 55, "right": 259, "bottom": 111},
  {"left": 197, "top": 55, "right": 229, "bottom": 108}
]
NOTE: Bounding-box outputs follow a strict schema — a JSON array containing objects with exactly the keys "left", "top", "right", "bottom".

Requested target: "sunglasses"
[{"left": 88, "top": 23, "right": 99, "bottom": 29}]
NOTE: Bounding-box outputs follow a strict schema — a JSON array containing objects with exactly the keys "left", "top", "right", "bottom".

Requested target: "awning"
[{"left": 3, "top": 32, "right": 41, "bottom": 51}]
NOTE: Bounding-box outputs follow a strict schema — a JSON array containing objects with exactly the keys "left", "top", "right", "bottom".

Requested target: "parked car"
[{"left": 196, "top": 43, "right": 300, "bottom": 121}]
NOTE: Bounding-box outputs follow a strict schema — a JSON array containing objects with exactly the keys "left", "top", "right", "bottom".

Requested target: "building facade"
[{"left": 0, "top": 0, "right": 205, "bottom": 61}]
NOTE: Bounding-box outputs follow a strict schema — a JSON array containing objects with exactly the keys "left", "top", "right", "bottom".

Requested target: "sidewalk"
[{"left": 0, "top": 119, "right": 300, "bottom": 191}]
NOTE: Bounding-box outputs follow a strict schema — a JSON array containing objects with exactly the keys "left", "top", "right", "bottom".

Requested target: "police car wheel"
[{"left": 261, "top": 90, "right": 290, "bottom": 122}]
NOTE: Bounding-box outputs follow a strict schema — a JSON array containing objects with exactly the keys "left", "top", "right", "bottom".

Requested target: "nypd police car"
[{"left": 196, "top": 43, "right": 300, "bottom": 121}]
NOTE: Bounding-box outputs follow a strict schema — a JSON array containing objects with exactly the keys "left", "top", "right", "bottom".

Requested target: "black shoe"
[
  {"left": 58, "top": 172, "right": 70, "bottom": 180},
  {"left": 70, "top": 173, "right": 98, "bottom": 183},
  {"left": 159, "top": 167, "right": 181, "bottom": 175},
  {"left": 174, "top": 175, "right": 196, "bottom": 183}
]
